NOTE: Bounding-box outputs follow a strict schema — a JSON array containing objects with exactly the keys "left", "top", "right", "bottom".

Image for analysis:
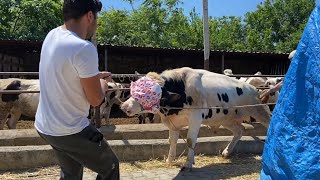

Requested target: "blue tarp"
[{"left": 260, "top": 5, "right": 320, "bottom": 180}]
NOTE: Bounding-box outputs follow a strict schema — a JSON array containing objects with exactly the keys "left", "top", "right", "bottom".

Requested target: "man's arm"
[
  {"left": 80, "top": 74, "right": 107, "bottom": 107},
  {"left": 260, "top": 81, "right": 283, "bottom": 99},
  {"left": 74, "top": 43, "right": 112, "bottom": 107}
]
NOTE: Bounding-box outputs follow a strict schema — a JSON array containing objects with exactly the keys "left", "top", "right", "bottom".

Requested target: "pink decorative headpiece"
[{"left": 130, "top": 76, "right": 162, "bottom": 113}]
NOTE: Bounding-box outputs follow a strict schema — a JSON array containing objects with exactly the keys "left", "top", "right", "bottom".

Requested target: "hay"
[{"left": 0, "top": 154, "right": 262, "bottom": 179}]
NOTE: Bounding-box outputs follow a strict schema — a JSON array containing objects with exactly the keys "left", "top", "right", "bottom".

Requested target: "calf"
[{"left": 121, "top": 67, "right": 271, "bottom": 170}]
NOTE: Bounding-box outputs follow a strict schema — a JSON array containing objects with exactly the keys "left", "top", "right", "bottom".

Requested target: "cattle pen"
[
  {"left": 0, "top": 69, "right": 283, "bottom": 170},
  {"left": 0, "top": 40, "right": 290, "bottom": 179}
]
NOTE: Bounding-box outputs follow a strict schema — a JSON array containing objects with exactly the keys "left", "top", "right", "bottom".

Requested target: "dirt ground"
[{"left": 0, "top": 154, "right": 262, "bottom": 180}]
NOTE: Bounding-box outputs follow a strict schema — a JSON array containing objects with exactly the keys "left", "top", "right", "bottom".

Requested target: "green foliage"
[
  {"left": 244, "top": 0, "right": 315, "bottom": 52},
  {"left": 209, "top": 16, "right": 246, "bottom": 51},
  {"left": 0, "top": 0, "right": 63, "bottom": 40},
  {"left": 97, "top": 0, "right": 315, "bottom": 52},
  {"left": 0, "top": 0, "right": 316, "bottom": 53}
]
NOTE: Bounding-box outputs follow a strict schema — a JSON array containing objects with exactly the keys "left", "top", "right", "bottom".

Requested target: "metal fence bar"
[
  {"left": 0, "top": 72, "right": 39, "bottom": 76},
  {"left": 228, "top": 74, "right": 285, "bottom": 77},
  {"left": 0, "top": 72, "right": 285, "bottom": 78},
  {"left": 0, "top": 86, "right": 272, "bottom": 95},
  {"left": 0, "top": 88, "right": 132, "bottom": 94},
  {"left": 0, "top": 72, "right": 146, "bottom": 78},
  {"left": 0, "top": 90, "right": 40, "bottom": 94}
]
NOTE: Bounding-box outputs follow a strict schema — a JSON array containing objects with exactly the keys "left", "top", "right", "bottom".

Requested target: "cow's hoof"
[
  {"left": 180, "top": 161, "right": 193, "bottom": 172},
  {"left": 222, "top": 150, "right": 231, "bottom": 158},
  {"left": 166, "top": 155, "right": 176, "bottom": 164},
  {"left": 180, "top": 166, "right": 192, "bottom": 172}
]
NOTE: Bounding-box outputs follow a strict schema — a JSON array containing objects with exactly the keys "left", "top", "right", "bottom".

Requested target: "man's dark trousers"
[{"left": 38, "top": 124, "right": 119, "bottom": 180}]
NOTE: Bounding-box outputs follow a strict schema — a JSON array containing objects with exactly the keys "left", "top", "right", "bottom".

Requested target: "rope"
[
  {"left": 160, "top": 102, "right": 276, "bottom": 112},
  {"left": 109, "top": 79, "right": 125, "bottom": 105}
]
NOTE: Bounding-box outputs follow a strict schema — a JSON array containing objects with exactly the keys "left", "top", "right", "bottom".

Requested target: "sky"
[{"left": 101, "top": 0, "right": 267, "bottom": 18}]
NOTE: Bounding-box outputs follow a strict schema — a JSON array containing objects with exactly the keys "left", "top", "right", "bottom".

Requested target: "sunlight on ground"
[{"left": 0, "top": 154, "right": 262, "bottom": 180}]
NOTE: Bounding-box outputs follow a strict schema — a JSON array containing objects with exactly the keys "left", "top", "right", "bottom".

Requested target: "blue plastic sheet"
[{"left": 260, "top": 5, "right": 320, "bottom": 180}]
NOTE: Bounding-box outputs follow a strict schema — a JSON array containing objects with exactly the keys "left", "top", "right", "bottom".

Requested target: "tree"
[
  {"left": 0, "top": 0, "right": 16, "bottom": 39},
  {"left": 210, "top": 16, "right": 246, "bottom": 51},
  {"left": 244, "top": 0, "right": 315, "bottom": 52},
  {"left": 0, "top": 0, "right": 63, "bottom": 40},
  {"left": 97, "top": 0, "right": 203, "bottom": 48}
]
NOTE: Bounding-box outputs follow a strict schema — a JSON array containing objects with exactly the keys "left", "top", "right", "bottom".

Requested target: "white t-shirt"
[{"left": 35, "top": 26, "right": 99, "bottom": 136}]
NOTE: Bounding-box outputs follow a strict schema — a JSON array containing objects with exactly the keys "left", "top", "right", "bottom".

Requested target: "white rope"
[
  {"left": 109, "top": 79, "right": 125, "bottom": 104},
  {"left": 160, "top": 103, "right": 276, "bottom": 112}
]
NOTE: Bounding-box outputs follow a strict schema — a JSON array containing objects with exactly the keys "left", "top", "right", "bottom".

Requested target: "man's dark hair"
[{"left": 63, "top": 0, "right": 102, "bottom": 21}]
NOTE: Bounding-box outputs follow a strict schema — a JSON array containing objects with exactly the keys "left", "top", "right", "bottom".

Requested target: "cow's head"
[
  {"left": 120, "top": 89, "right": 182, "bottom": 116},
  {"left": 121, "top": 73, "right": 163, "bottom": 116},
  {"left": 121, "top": 71, "right": 187, "bottom": 116}
]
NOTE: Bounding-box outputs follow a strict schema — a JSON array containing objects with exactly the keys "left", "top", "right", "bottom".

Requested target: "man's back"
[{"left": 35, "top": 26, "right": 99, "bottom": 136}]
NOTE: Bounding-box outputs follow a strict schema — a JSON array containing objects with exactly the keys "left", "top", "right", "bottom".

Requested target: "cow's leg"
[
  {"left": 221, "top": 122, "right": 244, "bottom": 157},
  {"left": 138, "top": 114, "right": 145, "bottom": 124},
  {"left": 0, "top": 113, "right": 10, "bottom": 130},
  {"left": 182, "top": 114, "right": 202, "bottom": 171},
  {"left": 103, "top": 102, "right": 113, "bottom": 126},
  {"left": 148, "top": 113, "right": 154, "bottom": 123},
  {"left": 166, "top": 129, "right": 179, "bottom": 164},
  {"left": 7, "top": 108, "right": 22, "bottom": 129}
]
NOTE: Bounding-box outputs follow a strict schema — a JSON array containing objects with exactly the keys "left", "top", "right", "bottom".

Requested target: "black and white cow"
[
  {"left": 0, "top": 78, "right": 39, "bottom": 129},
  {"left": 120, "top": 67, "right": 271, "bottom": 170}
]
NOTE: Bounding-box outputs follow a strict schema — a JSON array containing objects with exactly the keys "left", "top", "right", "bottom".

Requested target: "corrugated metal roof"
[{"left": 0, "top": 39, "right": 289, "bottom": 55}]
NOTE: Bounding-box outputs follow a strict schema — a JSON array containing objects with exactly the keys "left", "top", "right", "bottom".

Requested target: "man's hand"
[
  {"left": 99, "top": 71, "right": 112, "bottom": 82},
  {"left": 100, "top": 79, "right": 109, "bottom": 92}
]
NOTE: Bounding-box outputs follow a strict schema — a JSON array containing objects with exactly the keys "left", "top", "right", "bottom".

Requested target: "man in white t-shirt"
[{"left": 35, "top": 0, "right": 119, "bottom": 179}]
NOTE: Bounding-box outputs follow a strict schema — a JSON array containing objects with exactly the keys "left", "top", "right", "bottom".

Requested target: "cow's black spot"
[
  {"left": 216, "top": 107, "right": 220, "bottom": 114},
  {"left": 270, "top": 92, "right": 275, "bottom": 96},
  {"left": 110, "top": 92, "right": 116, "bottom": 100},
  {"left": 236, "top": 87, "right": 243, "bottom": 96},
  {"left": 2, "top": 80, "right": 21, "bottom": 102},
  {"left": 124, "top": 91, "right": 130, "bottom": 98},
  {"left": 120, "top": 91, "right": 125, "bottom": 98},
  {"left": 160, "top": 76, "right": 186, "bottom": 115},
  {"left": 250, "top": 116, "right": 256, "bottom": 122},
  {"left": 235, "top": 109, "right": 238, "bottom": 114},
  {"left": 205, "top": 109, "right": 213, "bottom": 119},
  {"left": 202, "top": 113, "right": 205, "bottom": 119},
  {"left": 186, "top": 96, "right": 193, "bottom": 105},
  {"left": 223, "top": 109, "right": 228, "bottom": 115},
  {"left": 221, "top": 93, "right": 229, "bottom": 103},
  {"left": 217, "top": 93, "right": 221, "bottom": 101}
]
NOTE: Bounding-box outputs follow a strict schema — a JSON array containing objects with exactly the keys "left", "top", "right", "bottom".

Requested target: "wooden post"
[
  {"left": 104, "top": 48, "right": 108, "bottom": 71},
  {"left": 221, "top": 53, "right": 225, "bottom": 73},
  {"left": 91, "top": 33, "right": 102, "bottom": 128},
  {"left": 203, "top": 0, "right": 210, "bottom": 70}
]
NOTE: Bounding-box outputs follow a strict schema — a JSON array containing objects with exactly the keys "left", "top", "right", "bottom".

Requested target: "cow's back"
[{"left": 174, "top": 68, "right": 265, "bottom": 125}]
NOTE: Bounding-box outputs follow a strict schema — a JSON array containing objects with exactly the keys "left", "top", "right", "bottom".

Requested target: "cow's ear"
[{"left": 168, "top": 91, "right": 181, "bottom": 102}]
